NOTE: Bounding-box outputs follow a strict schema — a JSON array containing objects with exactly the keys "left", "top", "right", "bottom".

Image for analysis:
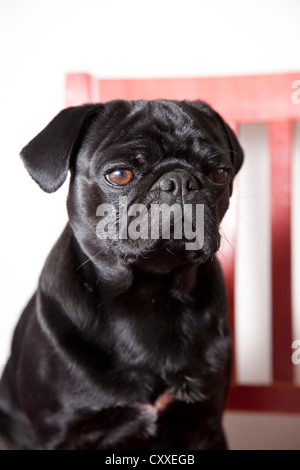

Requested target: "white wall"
[
  {"left": 235, "top": 125, "right": 272, "bottom": 384},
  {"left": 0, "top": 0, "right": 300, "bottom": 378}
]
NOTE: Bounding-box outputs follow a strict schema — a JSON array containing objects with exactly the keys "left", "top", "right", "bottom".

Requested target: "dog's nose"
[{"left": 155, "top": 170, "right": 198, "bottom": 198}]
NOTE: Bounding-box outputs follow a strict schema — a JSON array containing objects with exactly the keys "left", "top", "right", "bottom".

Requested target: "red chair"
[{"left": 66, "top": 72, "right": 300, "bottom": 413}]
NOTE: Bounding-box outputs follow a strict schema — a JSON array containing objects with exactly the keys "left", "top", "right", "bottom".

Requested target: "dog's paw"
[
  {"left": 167, "top": 375, "right": 208, "bottom": 404},
  {"left": 130, "top": 402, "right": 158, "bottom": 437},
  {"left": 65, "top": 403, "right": 158, "bottom": 450}
]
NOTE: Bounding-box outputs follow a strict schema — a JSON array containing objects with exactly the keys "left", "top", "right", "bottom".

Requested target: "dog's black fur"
[{"left": 0, "top": 100, "right": 243, "bottom": 450}]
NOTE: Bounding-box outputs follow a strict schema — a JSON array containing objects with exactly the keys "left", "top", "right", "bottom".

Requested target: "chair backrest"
[{"left": 66, "top": 72, "right": 300, "bottom": 412}]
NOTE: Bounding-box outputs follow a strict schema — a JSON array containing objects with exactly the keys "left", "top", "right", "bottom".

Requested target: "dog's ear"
[
  {"left": 222, "top": 122, "right": 244, "bottom": 195},
  {"left": 20, "top": 104, "right": 103, "bottom": 193},
  {"left": 181, "top": 100, "right": 244, "bottom": 181},
  {"left": 223, "top": 122, "right": 244, "bottom": 176}
]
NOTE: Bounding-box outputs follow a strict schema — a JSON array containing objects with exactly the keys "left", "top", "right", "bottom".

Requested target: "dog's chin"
[{"left": 117, "top": 238, "right": 218, "bottom": 274}]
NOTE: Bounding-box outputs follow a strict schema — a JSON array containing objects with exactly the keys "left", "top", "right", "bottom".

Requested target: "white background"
[{"left": 0, "top": 0, "right": 300, "bottom": 381}]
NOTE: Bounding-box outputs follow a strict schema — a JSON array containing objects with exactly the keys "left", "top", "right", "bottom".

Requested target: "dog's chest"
[
  {"left": 103, "top": 287, "right": 204, "bottom": 373},
  {"left": 94, "top": 272, "right": 222, "bottom": 406}
]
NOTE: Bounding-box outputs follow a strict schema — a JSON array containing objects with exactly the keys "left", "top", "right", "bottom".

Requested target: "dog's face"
[{"left": 21, "top": 100, "right": 243, "bottom": 274}]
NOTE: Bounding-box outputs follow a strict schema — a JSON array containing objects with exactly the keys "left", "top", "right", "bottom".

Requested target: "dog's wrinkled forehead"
[{"left": 83, "top": 100, "right": 229, "bottom": 166}]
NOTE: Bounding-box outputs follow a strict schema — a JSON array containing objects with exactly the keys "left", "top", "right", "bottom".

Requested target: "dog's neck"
[{"left": 71, "top": 232, "right": 202, "bottom": 301}]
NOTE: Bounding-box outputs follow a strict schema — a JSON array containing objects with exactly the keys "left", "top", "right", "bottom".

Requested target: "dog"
[{"left": 0, "top": 99, "right": 243, "bottom": 450}]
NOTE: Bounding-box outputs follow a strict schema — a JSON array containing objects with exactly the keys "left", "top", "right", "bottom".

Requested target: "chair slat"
[
  {"left": 269, "top": 121, "right": 293, "bottom": 382},
  {"left": 228, "top": 384, "right": 300, "bottom": 413},
  {"left": 66, "top": 73, "right": 300, "bottom": 123}
]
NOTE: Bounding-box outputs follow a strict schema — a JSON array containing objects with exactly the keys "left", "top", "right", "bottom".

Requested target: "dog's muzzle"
[{"left": 150, "top": 170, "right": 200, "bottom": 203}]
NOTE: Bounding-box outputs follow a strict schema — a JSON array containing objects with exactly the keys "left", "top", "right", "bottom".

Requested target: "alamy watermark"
[
  {"left": 291, "top": 80, "right": 300, "bottom": 104},
  {"left": 96, "top": 197, "right": 205, "bottom": 251},
  {"left": 291, "top": 340, "right": 300, "bottom": 365}
]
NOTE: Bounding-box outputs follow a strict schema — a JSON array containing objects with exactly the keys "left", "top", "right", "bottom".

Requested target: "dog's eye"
[
  {"left": 208, "top": 169, "right": 228, "bottom": 184},
  {"left": 105, "top": 169, "right": 134, "bottom": 186}
]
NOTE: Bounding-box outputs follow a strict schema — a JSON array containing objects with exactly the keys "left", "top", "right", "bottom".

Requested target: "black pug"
[{"left": 0, "top": 99, "right": 243, "bottom": 450}]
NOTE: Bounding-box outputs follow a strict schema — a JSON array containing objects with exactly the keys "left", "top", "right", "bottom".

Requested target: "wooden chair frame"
[{"left": 66, "top": 72, "right": 300, "bottom": 413}]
